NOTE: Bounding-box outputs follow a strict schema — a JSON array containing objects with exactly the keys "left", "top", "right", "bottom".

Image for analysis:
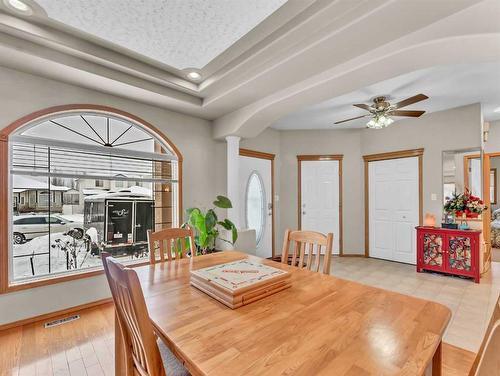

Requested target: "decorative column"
[{"left": 225, "top": 135, "right": 240, "bottom": 228}]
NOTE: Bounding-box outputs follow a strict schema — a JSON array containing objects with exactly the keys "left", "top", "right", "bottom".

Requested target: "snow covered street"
[{"left": 13, "top": 232, "right": 102, "bottom": 279}]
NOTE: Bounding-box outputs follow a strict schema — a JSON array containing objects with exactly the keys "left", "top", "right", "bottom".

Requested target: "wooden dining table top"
[{"left": 132, "top": 251, "right": 451, "bottom": 376}]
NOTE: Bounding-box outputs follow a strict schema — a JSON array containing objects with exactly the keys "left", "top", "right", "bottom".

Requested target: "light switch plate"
[{"left": 431, "top": 193, "right": 437, "bottom": 201}]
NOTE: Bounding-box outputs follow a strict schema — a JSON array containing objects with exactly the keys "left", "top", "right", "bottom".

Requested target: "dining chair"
[
  {"left": 102, "top": 252, "right": 190, "bottom": 376},
  {"left": 470, "top": 294, "right": 500, "bottom": 375},
  {"left": 147, "top": 227, "right": 196, "bottom": 264},
  {"left": 280, "top": 229, "right": 333, "bottom": 275}
]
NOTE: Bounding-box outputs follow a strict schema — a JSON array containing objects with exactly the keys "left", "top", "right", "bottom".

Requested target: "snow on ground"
[
  {"left": 12, "top": 228, "right": 147, "bottom": 280},
  {"left": 59, "top": 214, "right": 84, "bottom": 223},
  {"left": 13, "top": 232, "right": 102, "bottom": 279}
]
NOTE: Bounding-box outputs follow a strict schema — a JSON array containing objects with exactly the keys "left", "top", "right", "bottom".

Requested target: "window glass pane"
[
  {"left": 245, "top": 172, "right": 265, "bottom": 245},
  {"left": 12, "top": 175, "right": 51, "bottom": 278},
  {"left": 10, "top": 112, "right": 178, "bottom": 283}
]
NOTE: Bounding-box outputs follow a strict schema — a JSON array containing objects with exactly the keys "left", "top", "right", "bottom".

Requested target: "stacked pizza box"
[{"left": 190, "top": 259, "right": 291, "bottom": 309}]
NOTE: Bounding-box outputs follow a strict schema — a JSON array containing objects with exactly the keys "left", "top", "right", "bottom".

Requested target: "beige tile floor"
[
  {"left": 330, "top": 257, "right": 500, "bottom": 353},
  {"left": 492, "top": 247, "right": 500, "bottom": 262}
]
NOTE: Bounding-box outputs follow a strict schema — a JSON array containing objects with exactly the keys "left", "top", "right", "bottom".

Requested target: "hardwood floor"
[
  {"left": 0, "top": 303, "right": 115, "bottom": 376},
  {"left": 442, "top": 343, "right": 476, "bottom": 376},
  {"left": 0, "top": 302, "right": 477, "bottom": 376}
]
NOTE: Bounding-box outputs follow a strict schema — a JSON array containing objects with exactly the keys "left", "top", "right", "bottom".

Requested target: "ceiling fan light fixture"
[{"left": 366, "top": 115, "right": 393, "bottom": 129}]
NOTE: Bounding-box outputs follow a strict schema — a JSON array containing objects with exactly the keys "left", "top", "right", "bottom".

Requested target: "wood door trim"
[
  {"left": 239, "top": 148, "right": 275, "bottom": 160},
  {"left": 363, "top": 148, "right": 424, "bottom": 258},
  {"left": 0, "top": 298, "right": 112, "bottom": 332},
  {"left": 297, "top": 154, "right": 344, "bottom": 256},
  {"left": 0, "top": 104, "right": 183, "bottom": 294},
  {"left": 482, "top": 154, "right": 492, "bottom": 272},
  {"left": 362, "top": 148, "right": 424, "bottom": 162},
  {"left": 239, "top": 148, "right": 276, "bottom": 257},
  {"left": 297, "top": 154, "right": 343, "bottom": 161}
]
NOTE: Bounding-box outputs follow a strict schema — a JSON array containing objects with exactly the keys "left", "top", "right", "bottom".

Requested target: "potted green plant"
[{"left": 183, "top": 195, "right": 238, "bottom": 254}]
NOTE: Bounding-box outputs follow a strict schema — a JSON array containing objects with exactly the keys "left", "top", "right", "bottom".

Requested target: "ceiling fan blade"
[
  {"left": 334, "top": 115, "right": 369, "bottom": 124},
  {"left": 393, "top": 94, "right": 429, "bottom": 109},
  {"left": 388, "top": 110, "right": 425, "bottom": 117},
  {"left": 353, "top": 103, "right": 372, "bottom": 111}
]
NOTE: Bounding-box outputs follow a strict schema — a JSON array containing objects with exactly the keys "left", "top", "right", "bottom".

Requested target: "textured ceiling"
[
  {"left": 34, "top": 0, "right": 287, "bottom": 70},
  {"left": 272, "top": 62, "right": 500, "bottom": 130}
]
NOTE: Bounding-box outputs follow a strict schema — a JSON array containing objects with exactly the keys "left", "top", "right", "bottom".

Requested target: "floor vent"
[{"left": 44, "top": 314, "right": 80, "bottom": 328}]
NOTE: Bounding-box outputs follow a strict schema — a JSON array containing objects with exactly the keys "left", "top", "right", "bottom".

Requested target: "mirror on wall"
[{"left": 442, "top": 148, "right": 482, "bottom": 206}]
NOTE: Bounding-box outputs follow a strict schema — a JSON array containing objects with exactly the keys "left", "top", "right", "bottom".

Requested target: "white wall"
[
  {"left": 270, "top": 104, "right": 481, "bottom": 256},
  {"left": 0, "top": 67, "right": 216, "bottom": 325},
  {"left": 360, "top": 103, "right": 482, "bottom": 223},
  {"left": 483, "top": 120, "right": 500, "bottom": 211},
  {"left": 0, "top": 65, "right": 484, "bottom": 325},
  {"left": 485, "top": 120, "right": 500, "bottom": 153},
  {"left": 277, "top": 129, "right": 364, "bottom": 254}
]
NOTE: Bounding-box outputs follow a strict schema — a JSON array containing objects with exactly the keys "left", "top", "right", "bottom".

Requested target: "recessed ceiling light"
[
  {"left": 186, "top": 71, "right": 201, "bottom": 81},
  {"left": 4, "top": 0, "right": 32, "bottom": 14}
]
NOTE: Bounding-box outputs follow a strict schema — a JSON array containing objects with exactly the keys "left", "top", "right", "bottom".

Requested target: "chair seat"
[{"left": 158, "top": 340, "right": 191, "bottom": 376}]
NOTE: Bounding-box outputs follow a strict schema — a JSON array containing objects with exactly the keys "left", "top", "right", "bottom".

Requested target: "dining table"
[{"left": 115, "top": 251, "right": 451, "bottom": 376}]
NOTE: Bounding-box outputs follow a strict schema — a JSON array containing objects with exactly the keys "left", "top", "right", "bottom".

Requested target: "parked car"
[{"left": 12, "top": 214, "right": 84, "bottom": 244}]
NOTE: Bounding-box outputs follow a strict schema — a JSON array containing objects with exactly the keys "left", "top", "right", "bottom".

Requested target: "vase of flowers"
[{"left": 444, "top": 189, "right": 487, "bottom": 220}]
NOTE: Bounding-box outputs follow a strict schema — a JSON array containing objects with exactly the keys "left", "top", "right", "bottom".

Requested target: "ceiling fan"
[{"left": 334, "top": 93, "right": 429, "bottom": 129}]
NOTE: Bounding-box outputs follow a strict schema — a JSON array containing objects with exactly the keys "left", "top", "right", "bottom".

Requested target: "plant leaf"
[
  {"left": 206, "top": 234, "right": 215, "bottom": 250},
  {"left": 213, "top": 195, "right": 232, "bottom": 209},
  {"left": 231, "top": 225, "right": 238, "bottom": 244},
  {"left": 223, "top": 218, "right": 238, "bottom": 244},
  {"left": 205, "top": 209, "right": 217, "bottom": 231},
  {"left": 217, "top": 220, "right": 231, "bottom": 230},
  {"left": 188, "top": 208, "right": 207, "bottom": 247}
]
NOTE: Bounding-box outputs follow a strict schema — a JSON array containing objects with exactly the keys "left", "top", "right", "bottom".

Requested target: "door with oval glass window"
[{"left": 239, "top": 153, "right": 274, "bottom": 258}]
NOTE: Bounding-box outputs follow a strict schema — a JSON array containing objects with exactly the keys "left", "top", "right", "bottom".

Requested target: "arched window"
[{"left": 2, "top": 105, "right": 181, "bottom": 287}]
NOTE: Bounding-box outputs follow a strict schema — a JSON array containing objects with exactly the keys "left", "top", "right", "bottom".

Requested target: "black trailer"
[{"left": 83, "top": 189, "right": 154, "bottom": 256}]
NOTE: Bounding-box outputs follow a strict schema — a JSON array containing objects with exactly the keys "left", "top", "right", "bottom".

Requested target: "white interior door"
[
  {"left": 369, "top": 157, "right": 419, "bottom": 264},
  {"left": 239, "top": 155, "right": 273, "bottom": 258},
  {"left": 301, "top": 160, "right": 340, "bottom": 255}
]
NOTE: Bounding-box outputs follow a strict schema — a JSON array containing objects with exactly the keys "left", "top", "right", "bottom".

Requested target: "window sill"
[{"left": 4, "top": 260, "right": 150, "bottom": 294}]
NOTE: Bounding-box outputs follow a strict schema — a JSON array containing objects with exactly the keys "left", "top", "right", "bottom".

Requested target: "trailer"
[{"left": 83, "top": 187, "right": 154, "bottom": 256}]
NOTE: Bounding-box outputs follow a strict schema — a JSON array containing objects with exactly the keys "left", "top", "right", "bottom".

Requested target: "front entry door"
[
  {"left": 239, "top": 154, "right": 273, "bottom": 258},
  {"left": 368, "top": 157, "right": 419, "bottom": 264},
  {"left": 300, "top": 160, "right": 340, "bottom": 255}
]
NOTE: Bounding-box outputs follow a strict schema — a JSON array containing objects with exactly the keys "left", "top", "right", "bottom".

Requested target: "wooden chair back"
[
  {"left": 281, "top": 229, "right": 333, "bottom": 275},
  {"left": 470, "top": 293, "right": 500, "bottom": 375},
  {"left": 147, "top": 227, "right": 196, "bottom": 264},
  {"left": 102, "top": 252, "right": 165, "bottom": 376}
]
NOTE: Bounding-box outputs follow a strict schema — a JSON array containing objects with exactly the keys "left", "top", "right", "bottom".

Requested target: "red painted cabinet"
[{"left": 416, "top": 226, "right": 480, "bottom": 283}]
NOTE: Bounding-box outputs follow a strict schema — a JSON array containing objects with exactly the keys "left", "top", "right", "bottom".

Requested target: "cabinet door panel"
[
  {"left": 448, "top": 235, "right": 472, "bottom": 273},
  {"left": 422, "top": 232, "right": 443, "bottom": 268}
]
